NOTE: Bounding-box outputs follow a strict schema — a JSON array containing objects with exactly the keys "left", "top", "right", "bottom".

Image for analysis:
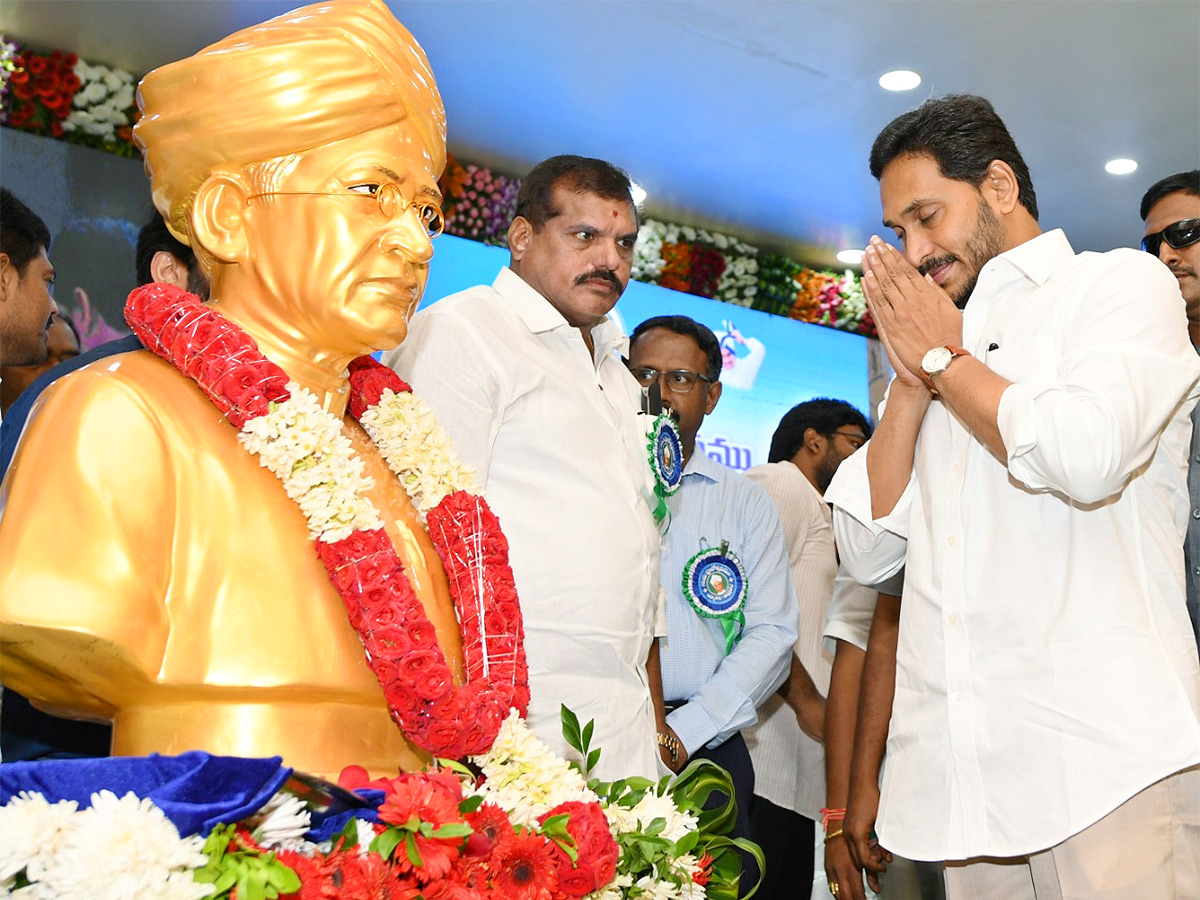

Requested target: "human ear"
[
  {"left": 705, "top": 380, "right": 723, "bottom": 415},
  {"left": 507, "top": 217, "right": 532, "bottom": 261},
  {"left": 149, "top": 250, "right": 190, "bottom": 289},
  {"left": 804, "top": 426, "right": 823, "bottom": 454},
  {"left": 0, "top": 252, "right": 12, "bottom": 304},
  {"left": 189, "top": 173, "right": 252, "bottom": 265},
  {"left": 984, "top": 161, "right": 1021, "bottom": 216}
]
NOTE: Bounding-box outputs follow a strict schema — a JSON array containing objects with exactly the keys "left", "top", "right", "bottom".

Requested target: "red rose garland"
[{"left": 125, "top": 283, "right": 528, "bottom": 758}]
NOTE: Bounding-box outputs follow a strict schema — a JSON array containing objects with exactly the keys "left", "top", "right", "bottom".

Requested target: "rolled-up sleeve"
[
  {"left": 825, "top": 445, "right": 910, "bottom": 586},
  {"left": 997, "top": 253, "right": 1200, "bottom": 504}
]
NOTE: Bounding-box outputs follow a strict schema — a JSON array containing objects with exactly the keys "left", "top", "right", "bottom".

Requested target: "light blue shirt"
[{"left": 661, "top": 450, "right": 797, "bottom": 755}]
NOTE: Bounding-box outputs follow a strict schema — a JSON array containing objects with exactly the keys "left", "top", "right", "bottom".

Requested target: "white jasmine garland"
[
  {"left": 470, "top": 711, "right": 596, "bottom": 827},
  {"left": 238, "top": 384, "right": 383, "bottom": 542},
  {"left": 358, "top": 388, "right": 479, "bottom": 517}
]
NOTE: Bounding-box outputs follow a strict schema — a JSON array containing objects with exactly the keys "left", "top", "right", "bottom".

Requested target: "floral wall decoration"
[{"left": 2, "top": 35, "right": 876, "bottom": 338}]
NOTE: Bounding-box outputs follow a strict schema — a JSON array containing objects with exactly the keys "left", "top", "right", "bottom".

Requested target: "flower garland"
[
  {"left": 124, "top": 282, "right": 529, "bottom": 759},
  {"left": 1, "top": 713, "right": 745, "bottom": 899}
]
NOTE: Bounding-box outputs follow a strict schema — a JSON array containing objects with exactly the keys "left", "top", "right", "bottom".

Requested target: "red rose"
[
  {"left": 414, "top": 667, "right": 451, "bottom": 702},
  {"left": 369, "top": 624, "right": 415, "bottom": 655},
  {"left": 408, "top": 619, "right": 437, "bottom": 650},
  {"left": 384, "top": 684, "right": 421, "bottom": 717},
  {"left": 425, "top": 718, "right": 466, "bottom": 758},
  {"left": 27, "top": 56, "right": 46, "bottom": 75},
  {"left": 429, "top": 691, "right": 465, "bottom": 722}
]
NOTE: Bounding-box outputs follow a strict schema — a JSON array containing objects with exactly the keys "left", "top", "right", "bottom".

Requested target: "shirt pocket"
[{"left": 983, "top": 335, "right": 1058, "bottom": 388}]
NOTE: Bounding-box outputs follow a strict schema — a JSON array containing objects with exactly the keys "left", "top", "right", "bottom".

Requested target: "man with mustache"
[
  {"left": 387, "top": 156, "right": 666, "bottom": 779},
  {"left": 1142, "top": 170, "right": 1200, "bottom": 650},
  {"left": 826, "top": 95, "right": 1200, "bottom": 898}
]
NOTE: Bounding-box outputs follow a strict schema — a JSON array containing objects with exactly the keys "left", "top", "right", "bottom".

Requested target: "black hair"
[
  {"left": 515, "top": 155, "right": 637, "bottom": 230},
  {"left": 768, "top": 398, "right": 873, "bottom": 463},
  {"left": 0, "top": 188, "right": 52, "bottom": 275},
  {"left": 869, "top": 94, "right": 1038, "bottom": 220},
  {"left": 55, "top": 310, "right": 81, "bottom": 349},
  {"left": 1140, "top": 170, "right": 1200, "bottom": 221},
  {"left": 629, "top": 315, "right": 722, "bottom": 382}
]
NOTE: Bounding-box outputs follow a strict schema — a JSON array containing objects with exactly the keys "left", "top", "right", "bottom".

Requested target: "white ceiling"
[{"left": 4, "top": 0, "right": 1198, "bottom": 266}]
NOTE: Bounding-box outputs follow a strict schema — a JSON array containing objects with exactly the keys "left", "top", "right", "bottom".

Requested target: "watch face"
[{"left": 921, "top": 346, "right": 953, "bottom": 375}]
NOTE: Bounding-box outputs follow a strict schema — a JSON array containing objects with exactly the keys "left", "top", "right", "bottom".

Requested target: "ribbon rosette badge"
[
  {"left": 647, "top": 411, "right": 683, "bottom": 525},
  {"left": 682, "top": 540, "right": 747, "bottom": 654}
]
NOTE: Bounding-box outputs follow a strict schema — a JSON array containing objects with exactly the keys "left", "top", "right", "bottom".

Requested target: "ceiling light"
[
  {"left": 629, "top": 181, "right": 647, "bottom": 207},
  {"left": 1104, "top": 158, "right": 1138, "bottom": 175},
  {"left": 879, "top": 70, "right": 921, "bottom": 91},
  {"left": 837, "top": 248, "right": 865, "bottom": 265}
]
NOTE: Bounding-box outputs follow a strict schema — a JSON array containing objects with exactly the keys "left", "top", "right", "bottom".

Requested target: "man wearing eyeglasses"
[
  {"left": 1143, "top": 170, "right": 1200, "bottom": 650},
  {"left": 626, "top": 314, "right": 796, "bottom": 857},
  {"left": 388, "top": 156, "right": 666, "bottom": 781}
]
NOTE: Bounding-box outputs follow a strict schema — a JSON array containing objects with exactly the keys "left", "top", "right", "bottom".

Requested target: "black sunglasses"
[{"left": 1142, "top": 218, "right": 1200, "bottom": 256}]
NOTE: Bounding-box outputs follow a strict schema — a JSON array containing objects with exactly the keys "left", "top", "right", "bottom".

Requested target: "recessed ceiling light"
[
  {"left": 629, "top": 181, "right": 648, "bottom": 207},
  {"left": 837, "top": 248, "right": 865, "bottom": 265},
  {"left": 1104, "top": 158, "right": 1138, "bottom": 175},
  {"left": 879, "top": 70, "right": 921, "bottom": 91}
]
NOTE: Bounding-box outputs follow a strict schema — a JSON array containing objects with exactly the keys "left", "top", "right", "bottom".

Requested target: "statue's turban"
[{"left": 134, "top": 0, "right": 447, "bottom": 242}]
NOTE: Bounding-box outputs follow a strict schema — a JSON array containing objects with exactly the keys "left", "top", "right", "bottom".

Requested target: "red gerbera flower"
[
  {"left": 491, "top": 831, "right": 559, "bottom": 900},
  {"left": 693, "top": 852, "right": 714, "bottom": 886},
  {"left": 377, "top": 774, "right": 469, "bottom": 883},
  {"left": 465, "top": 802, "right": 513, "bottom": 858}
]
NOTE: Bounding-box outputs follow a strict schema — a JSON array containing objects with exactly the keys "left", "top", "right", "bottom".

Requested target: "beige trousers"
[{"left": 942, "top": 765, "right": 1200, "bottom": 900}]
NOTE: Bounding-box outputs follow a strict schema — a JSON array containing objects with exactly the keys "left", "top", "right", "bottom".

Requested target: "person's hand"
[
  {"left": 657, "top": 724, "right": 689, "bottom": 773},
  {"left": 862, "top": 236, "right": 963, "bottom": 386},
  {"left": 795, "top": 693, "right": 826, "bottom": 743},
  {"left": 845, "top": 782, "right": 892, "bottom": 893},
  {"left": 824, "top": 830, "right": 867, "bottom": 900}
]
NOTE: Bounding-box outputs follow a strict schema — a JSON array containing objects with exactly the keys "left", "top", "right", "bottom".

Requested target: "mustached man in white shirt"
[
  {"left": 386, "top": 156, "right": 666, "bottom": 780},
  {"left": 825, "top": 94, "right": 1200, "bottom": 899}
]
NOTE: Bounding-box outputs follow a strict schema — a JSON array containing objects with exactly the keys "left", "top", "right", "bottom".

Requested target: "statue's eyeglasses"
[{"left": 246, "top": 182, "right": 445, "bottom": 238}]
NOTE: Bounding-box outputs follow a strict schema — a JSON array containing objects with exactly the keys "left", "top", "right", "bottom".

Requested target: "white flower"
[
  {"left": 34, "top": 791, "right": 208, "bottom": 900},
  {"left": 247, "top": 791, "right": 312, "bottom": 852},
  {"left": 359, "top": 388, "right": 478, "bottom": 516},
  {"left": 470, "top": 711, "right": 596, "bottom": 826},
  {"left": 0, "top": 791, "right": 79, "bottom": 885}
]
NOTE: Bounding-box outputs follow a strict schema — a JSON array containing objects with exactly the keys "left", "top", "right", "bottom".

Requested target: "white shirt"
[
  {"left": 741, "top": 461, "right": 836, "bottom": 819},
  {"left": 822, "top": 563, "right": 879, "bottom": 655},
  {"left": 385, "top": 268, "right": 663, "bottom": 780},
  {"left": 826, "top": 230, "right": 1200, "bottom": 861}
]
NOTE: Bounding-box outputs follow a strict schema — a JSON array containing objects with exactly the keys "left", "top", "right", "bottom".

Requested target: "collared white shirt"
[
  {"left": 827, "top": 230, "right": 1200, "bottom": 861},
  {"left": 386, "top": 267, "right": 664, "bottom": 780},
  {"left": 741, "top": 461, "right": 836, "bottom": 819}
]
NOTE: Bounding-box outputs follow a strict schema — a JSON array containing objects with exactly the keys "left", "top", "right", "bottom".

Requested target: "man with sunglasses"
[
  {"left": 1143, "top": 170, "right": 1200, "bottom": 649},
  {"left": 626, "top": 314, "right": 796, "bottom": 861}
]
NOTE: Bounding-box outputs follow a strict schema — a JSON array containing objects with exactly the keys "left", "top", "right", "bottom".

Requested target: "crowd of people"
[{"left": 1, "top": 50, "right": 1198, "bottom": 900}]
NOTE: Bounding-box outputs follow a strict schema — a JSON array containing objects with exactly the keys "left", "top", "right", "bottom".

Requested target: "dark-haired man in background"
[
  {"left": 387, "top": 155, "right": 665, "bottom": 779},
  {"left": 0, "top": 188, "right": 57, "bottom": 376},
  {"left": 827, "top": 95, "right": 1200, "bottom": 898},
  {"left": 627, "top": 314, "right": 796, "bottom": 857},
  {"left": 740, "top": 398, "right": 871, "bottom": 898},
  {"left": 0, "top": 210, "right": 209, "bottom": 761},
  {"left": 0, "top": 312, "right": 80, "bottom": 416},
  {"left": 0, "top": 211, "right": 206, "bottom": 479},
  {"left": 1142, "top": 170, "right": 1200, "bottom": 649}
]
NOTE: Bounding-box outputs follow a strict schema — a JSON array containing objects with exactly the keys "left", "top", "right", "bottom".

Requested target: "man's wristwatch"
[
  {"left": 919, "top": 345, "right": 970, "bottom": 391},
  {"left": 656, "top": 731, "right": 682, "bottom": 766}
]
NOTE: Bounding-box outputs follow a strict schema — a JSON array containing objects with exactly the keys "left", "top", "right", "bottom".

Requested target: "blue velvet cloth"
[{"left": 0, "top": 752, "right": 291, "bottom": 837}]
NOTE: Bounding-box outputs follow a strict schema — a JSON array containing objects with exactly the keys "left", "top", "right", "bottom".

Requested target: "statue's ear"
[{"left": 189, "top": 172, "right": 252, "bottom": 265}]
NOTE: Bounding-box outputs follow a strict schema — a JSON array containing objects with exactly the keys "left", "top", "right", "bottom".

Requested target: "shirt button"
[
  {"left": 952, "top": 464, "right": 961, "bottom": 475},
  {"left": 947, "top": 613, "right": 959, "bottom": 626},
  {"left": 1193, "top": 509, "right": 1200, "bottom": 519},
  {"left": 947, "top": 536, "right": 956, "bottom": 547},
  {"left": 953, "top": 692, "right": 964, "bottom": 703}
]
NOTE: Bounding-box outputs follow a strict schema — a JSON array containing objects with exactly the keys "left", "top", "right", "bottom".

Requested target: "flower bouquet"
[{"left": 1, "top": 710, "right": 761, "bottom": 900}]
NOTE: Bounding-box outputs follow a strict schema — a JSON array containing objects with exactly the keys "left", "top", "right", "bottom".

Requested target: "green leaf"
[
  {"left": 370, "top": 828, "right": 404, "bottom": 862},
  {"left": 428, "top": 822, "right": 473, "bottom": 839},
  {"left": 459, "top": 794, "right": 484, "bottom": 814},
  {"left": 560, "top": 704, "right": 583, "bottom": 754},
  {"left": 404, "top": 831, "right": 424, "bottom": 868},
  {"left": 581, "top": 719, "right": 594, "bottom": 753},
  {"left": 436, "top": 757, "right": 476, "bottom": 779},
  {"left": 585, "top": 748, "right": 602, "bottom": 774}
]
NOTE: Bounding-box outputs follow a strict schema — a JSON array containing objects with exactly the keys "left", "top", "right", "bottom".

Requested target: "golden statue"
[{"left": 0, "top": 0, "right": 468, "bottom": 778}]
